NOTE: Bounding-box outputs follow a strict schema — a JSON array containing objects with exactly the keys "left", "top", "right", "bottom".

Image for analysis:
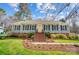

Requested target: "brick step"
[
  {"left": 35, "top": 35, "right": 45, "bottom": 37},
  {"left": 34, "top": 32, "right": 45, "bottom": 42}
]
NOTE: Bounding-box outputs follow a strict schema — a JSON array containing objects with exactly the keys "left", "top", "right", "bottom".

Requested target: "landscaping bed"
[
  {"left": 24, "top": 39, "right": 79, "bottom": 52},
  {"left": 0, "top": 38, "right": 79, "bottom": 55}
]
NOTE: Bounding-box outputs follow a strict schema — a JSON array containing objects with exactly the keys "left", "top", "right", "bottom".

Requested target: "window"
[
  {"left": 52, "top": 25, "right": 54, "bottom": 30},
  {"left": 52, "top": 25, "right": 57, "bottom": 31},
  {"left": 27, "top": 25, "right": 29, "bottom": 30},
  {"left": 43, "top": 25, "right": 45, "bottom": 31},
  {"left": 48, "top": 25, "right": 50, "bottom": 31},
  {"left": 64, "top": 25, "right": 67, "bottom": 30},
  {"left": 23, "top": 25, "right": 25, "bottom": 30},
  {"left": 60, "top": 25, "right": 63, "bottom": 31},
  {"left": 14, "top": 25, "right": 17, "bottom": 30},
  {"left": 60, "top": 25, "right": 66, "bottom": 31},
  {"left": 25, "top": 25, "right": 29, "bottom": 30},
  {"left": 25, "top": 25, "right": 27, "bottom": 30},
  {"left": 35, "top": 25, "right": 36, "bottom": 30},
  {"left": 45, "top": 25, "right": 48, "bottom": 30},
  {"left": 29, "top": 25, "right": 31, "bottom": 30},
  {"left": 43, "top": 25, "right": 50, "bottom": 31},
  {"left": 23, "top": 25, "right": 29, "bottom": 30},
  {"left": 32, "top": 25, "right": 35, "bottom": 30},
  {"left": 14, "top": 25, "right": 20, "bottom": 30},
  {"left": 56, "top": 25, "right": 59, "bottom": 31},
  {"left": 17, "top": 25, "right": 20, "bottom": 30},
  {"left": 43, "top": 25, "right": 47, "bottom": 30}
]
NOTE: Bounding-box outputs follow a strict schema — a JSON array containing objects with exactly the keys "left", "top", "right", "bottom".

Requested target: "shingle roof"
[{"left": 12, "top": 20, "right": 68, "bottom": 25}]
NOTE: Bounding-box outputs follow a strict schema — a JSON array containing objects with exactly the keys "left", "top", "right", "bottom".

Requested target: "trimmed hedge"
[
  {"left": 67, "top": 35, "right": 79, "bottom": 40},
  {"left": 7, "top": 33, "right": 27, "bottom": 38},
  {"left": 51, "top": 34, "right": 68, "bottom": 39},
  {"left": 51, "top": 34, "right": 79, "bottom": 40},
  {"left": 7, "top": 32, "right": 34, "bottom": 39}
]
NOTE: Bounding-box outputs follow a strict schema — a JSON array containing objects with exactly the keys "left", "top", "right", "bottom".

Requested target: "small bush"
[
  {"left": 7, "top": 33, "right": 19, "bottom": 38},
  {"left": 67, "top": 35, "right": 79, "bottom": 40},
  {"left": 51, "top": 34, "right": 68, "bottom": 39},
  {"left": 28, "top": 33, "right": 34, "bottom": 38},
  {"left": 55, "top": 34, "right": 67, "bottom": 39},
  {"left": 8, "top": 33, "right": 28, "bottom": 38},
  {"left": 0, "top": 36, "right": 5, "bottom": 40},
  {"left": 45, "top": 32, "right": 51, "bottom": 38},
  {"left": 0, "top": 32, "right": 4, "bottom": 34},
  {"left": 18, "top": 33, "right": 28, "bottom": 38},
  {"left": 51, "top": 34, "right": 57, "bottom": 39},
  {"left": 10, "top": 34, "right": 18, "bottom": 38},
  {"left": 75, "top": 35, "right": 79, "bottom": 39}
]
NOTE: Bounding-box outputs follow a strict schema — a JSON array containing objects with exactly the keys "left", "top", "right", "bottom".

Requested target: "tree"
[
  {"left": 59, "top": 18, "right": 66, "bottom": 22},
  {"left": 0, "top": 8, "right": 6, "bottom": 15},
  {"left": 0, "top": 8, "right": 6, "bottom": 26},
  {"left": 15, "top": 11, "right": 21, "bottom": 16},
  {"left": 19, "top": 3, "right": 32, "bottom": 20},
  {"left": 14, "top": 11, "right": 21, "bottom": 21}
]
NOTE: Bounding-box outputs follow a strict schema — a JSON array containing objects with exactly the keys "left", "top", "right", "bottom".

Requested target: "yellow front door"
[{"left": 37, "top": 24, "right": 43, "bottom": 32}]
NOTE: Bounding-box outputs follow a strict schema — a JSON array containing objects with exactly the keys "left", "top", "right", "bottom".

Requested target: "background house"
[{"left": 0, "top": 22, "right": 4, "bottom": 33}]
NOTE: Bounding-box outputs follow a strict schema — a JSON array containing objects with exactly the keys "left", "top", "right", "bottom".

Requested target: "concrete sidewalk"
[{"left": 31, "top": 42, "right": 79, "bottom": 45}]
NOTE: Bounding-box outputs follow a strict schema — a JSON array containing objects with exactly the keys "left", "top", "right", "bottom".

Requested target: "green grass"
[
  {"left": 54, "top": 39, "right": 79, "bottom": 43},
  {"left": 0, "top": 38, "right": 79, "bottom": 55}
]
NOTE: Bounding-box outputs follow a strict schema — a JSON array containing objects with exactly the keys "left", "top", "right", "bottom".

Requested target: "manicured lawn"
[
  {"left": 0, "top": 38, "right": 79, "bottom": 55},
  {"left": 54, "top": 39, "right": 79, "bottom": 43}
]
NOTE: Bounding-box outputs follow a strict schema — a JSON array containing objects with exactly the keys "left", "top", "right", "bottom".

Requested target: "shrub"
[
  {"left": 45, "top": 32, "right": 51, "bottom": 38},
  {"left": 51, "top": 34, "right": 68, "bottom": 39},
  {"left": 56, "top": 34, "right": 68, "bottom": 39},
  {"left": 0, "top": 32, "right": 4, "bottom": 34},
  {"left": 47, "top": 33, "right": 79, "bottom": 40},
  {"left": 51, "top": 34, "right": 57, "bottom": 39},
  {"left": 28, "top": 33, "right": 34, "bottom": 38},
  {"left": 8, "top": 33, "right": 34, "bottom": 38},
  {"left": 67, "top": 35, "right": 79, "bottom": 40},
  {"left": 18, "top": 33, "right": 28, "bottom": 38},
  {"left": 75, "top": 35, "right": 79, "bottom": 39},
  {"left": 7, "top": 33, "right": 18, "bottom": 38},
  {"left": 0, "top": 36, "right": 5, "bottom": 40}
]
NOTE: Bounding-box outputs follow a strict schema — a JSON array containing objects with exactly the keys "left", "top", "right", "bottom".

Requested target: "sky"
[{"left": 0, "top": 3, "right": 78, "bottom": 20}]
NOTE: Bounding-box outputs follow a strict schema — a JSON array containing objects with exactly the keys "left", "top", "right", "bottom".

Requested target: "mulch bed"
[{"left": 23, "top": 39, "right": 79, "bottom": 52}]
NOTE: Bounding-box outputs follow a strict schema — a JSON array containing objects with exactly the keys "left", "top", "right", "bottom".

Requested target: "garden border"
[{"left": 23, "top": 39, "right": 79, "bottom": 52}]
